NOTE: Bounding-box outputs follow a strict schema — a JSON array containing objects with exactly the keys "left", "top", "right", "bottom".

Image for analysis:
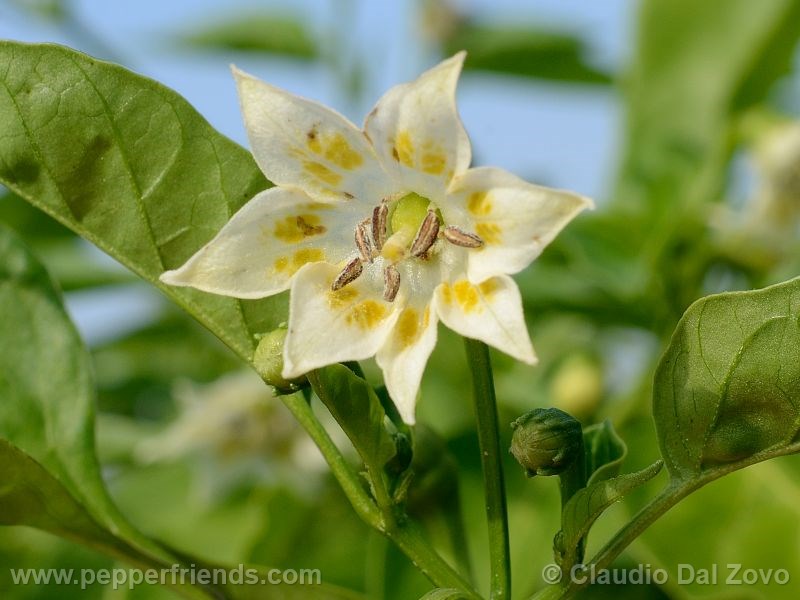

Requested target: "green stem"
[
  {"left": 444, "top": 492, "right": 476, "bottom": 583},
  {"left": 535, "top": 439, "right": 800, "bottom": 599},
  {"left": 296, "top": 373, "right": 480, "bottom": 597},
  {"left": 586, "top": 483, "right": 688, "bottom": 573},
  {"left": 464, "top": 338, "right": 511, "bottom": 600},
  {"left": 558, "top": 449, "right": 586, "bottom": 510},
  {"left": 387, "top": 523, "right": 482, "bottom": 599},
  {"left": 365, "top": 531, "right": 389, "bottom": 600},
  {"left": 279, "top": 390, "right": 381, "bottom": 527},
  {"left": 532, "top": 483, "right": 687, "bottom": 600}
]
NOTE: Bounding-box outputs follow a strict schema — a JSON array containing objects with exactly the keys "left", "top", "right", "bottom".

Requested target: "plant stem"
[
  {"left": 532, "top": 482, "right": 687, "bottom": 600},
  {"left": 444, "top": 492, "right": 476, "bottom": 583},
  {"left": 587, "top": 482, "right": 688, "bottom": 573},
  {"left": 558, "top": 446, "right": 587, "bottom": 510},
  {"left": 279, "top": 390, "right": 381, "bottom": 527},
  {"left": 388, "top": 523, "right": 482, "bottom": 599},
  {"left": 365, "top": 531, "right": 388, "bottom": 600},
  {"left": 464, "top": 338, "right": 511, "bottom": 600},
  {"left": 294, "top": 374, "right": 481, "bottom": 597}
]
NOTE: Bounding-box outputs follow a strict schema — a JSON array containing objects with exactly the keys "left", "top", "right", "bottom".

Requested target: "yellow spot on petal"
[
  {"left": 475, "top": 222, "right": 502, "bottom": 244},
  {"left": 347, "top": 300, "right": 387, "bottom": 330},
  {"left": 467, "top": 191, "right": 493, "bottom": 216},
  {"left": 327, "top": 287, "right": 359, "bottom": 309},
  {"left": 478, "top": 279, "right": 500, "bottom": 298},
  {"left": 273, "top": 248, "right": 325, "bottom": 276},
  {"left": 274, "top": 256, "right": 288, "bottom": 272},
  {"left": 393, "top": 130, "right": 415, "bottom": 167},
  {"left": 307, "top": 129, "right": 363, "bottom": 170},
  {"left": 273, "top": 214, "right": 327, "bottom": 243},
  {"left": 306, "top": 127, "right": 322, "bottom": 153},
  {"left": 440, "top": 283, "right": 453, "bottom": 305},
  {"left": 453, "top": 280, "right": 480, "bottom": 313},
  {"left": 303, "top": 161, "right": 342, "bottom": 186},
  {"left": 441, "top": 280, "right": 498, "bottom": 314},
  {"left": 421, "top": 151, "right": 447, "bottom": 175},
  {"left": 396, "top": 308, "right": 420, "bottom": 348},
  {"left": 324, "top": 133, "right": 363, "bottom": 169},
  {"left": 305, "top": 202, "right": 336, "bottom": 211}
]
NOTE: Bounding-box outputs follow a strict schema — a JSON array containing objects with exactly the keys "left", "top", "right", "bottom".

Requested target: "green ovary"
[{"left": 390, "top": 192, "right": 432, "bottom": 236}]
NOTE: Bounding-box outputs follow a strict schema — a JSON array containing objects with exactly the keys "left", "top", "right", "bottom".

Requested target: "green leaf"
[
  {"left": 443, "top": 22, "right": 611, "bottom": 85},
  {"left": 557, "top": 460, "right": 664, "bottom": 569},
  {"left": 654, "top": 277, "right": 800, "bottom": 482},
  {"left": 0, "top": 224, "right": 365, "bottom": 600},
  {"left": 419, "top": 589, "right": 468, "bottom": 600},
  {"left": 180, "top": 13, "right": 317, "bottom": 59},
  {"left": 309, "top": 365, "right": 397, "bottom": 480},
  {"left": 0, "top": 439, "right": 147, "bottom": 556},
  {"left": 0, "top": 188, "right": 73, "bottom": 241},
  {"left": 583, "top": 420, "right": 627, "bottom": 486},
  {"left": 0, "top": 41, "right": 284, "bottom": 364},
  {"left": 0, "top": 224, "right": 172, "bottom": 563},
  {"left": 0, "top": 190, "right": 129, "bottom": 291},
  {"left": 615, "top": 0, "right": 800, "bottom": 211}
]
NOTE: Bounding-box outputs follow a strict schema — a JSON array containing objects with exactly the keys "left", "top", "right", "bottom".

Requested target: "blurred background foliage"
[{"left": 1, "top": 0, "right": 800, "bottom": 598}]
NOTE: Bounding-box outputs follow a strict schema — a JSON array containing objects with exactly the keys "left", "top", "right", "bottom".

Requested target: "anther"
[
  {"left": 371, "top": 201, "right": 388, "bottom": 251},
  {"left": 409, "top": 210, "right": 440, "bottom": 257},
  {"left": 383, "top": 264, "right": 400, "bottom": 302},
  {"left": 355, "top": 219, "right": 373, "bottom": 263},
  {"left": 331, "top": 257, "right": 363, "bottom": 291},
  {"left": 442, "top": 225, "right": 484, "bottom": 248}
]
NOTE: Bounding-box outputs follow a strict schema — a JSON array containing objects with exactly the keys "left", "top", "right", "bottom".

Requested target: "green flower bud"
[
  {"left": 510, "top": 408, "right": 583, "bottom": 477},
  {"left": 253, "top": 327, "right": 308, "bottom": 394}
]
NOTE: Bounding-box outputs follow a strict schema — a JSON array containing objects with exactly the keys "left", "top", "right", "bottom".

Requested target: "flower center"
[
  {"left": 382, "top": 193, "right": 440, "bottom": 263},
  {"left": 331, "top": 192, "right": 486, "bottom": 302},
  {"left": 390, "top": 192, "right": 434, "bottom": 238}
]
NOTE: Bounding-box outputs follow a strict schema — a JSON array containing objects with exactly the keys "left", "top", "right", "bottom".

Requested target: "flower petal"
[
  {"left": 375, "top": 262, "right": 441, "bottom": 424},
  {"left": 160, "top": 187, "right": 357, "bottom": 299},
  {"left": 445, "top": 167, "right": 593, "bottom": 283},
  {"left": 434, "top": 275, "right": 536, "bottom": 364},
  {"left": 364, "top": 52, "right": 471, "bottom": 199},
  {"left": 233, "top": 66, "right": 392, "bottom": 204},
  {"left": 283, "top": 262, "right": 402, "bottom": 378}
]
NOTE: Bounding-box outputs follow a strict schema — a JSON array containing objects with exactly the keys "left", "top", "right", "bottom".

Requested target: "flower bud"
[
  {"left": 510, "top": 408, "right": 583, "bottom": 477},
  {"left": 253, "top": 327, "right": 308, "bottom": 394}
]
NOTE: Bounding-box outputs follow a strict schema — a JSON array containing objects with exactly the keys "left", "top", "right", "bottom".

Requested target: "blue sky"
[
  {"left": 0, "top": 0, "right": 631, "bottom": 198},
  {"left": 0, "top": 0, "right": 632, "bottom": 342}
]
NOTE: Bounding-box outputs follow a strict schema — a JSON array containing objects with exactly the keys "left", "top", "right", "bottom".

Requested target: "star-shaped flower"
[{"left": 161, "top": 52, "right": 592, "bottom": 423}]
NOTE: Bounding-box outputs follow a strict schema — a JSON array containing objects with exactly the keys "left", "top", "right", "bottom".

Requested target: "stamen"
[
  {"left": 371, "top": 201, "right": 388, "bottom": 251},
  {"left": 443, "top": 225, "right": 484, "bottom": 248},
  {"left": 409, "top": 210, "right": 440, "bottom": 257},
  {"left": 383, "top": 264, "right": 400, "bottom": 302},
  {"left": 355, "top": 219, "right": 373, "bottom": 263},
  {"left": 331, "top": 257, "right": 363, "bottom": 291}
]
